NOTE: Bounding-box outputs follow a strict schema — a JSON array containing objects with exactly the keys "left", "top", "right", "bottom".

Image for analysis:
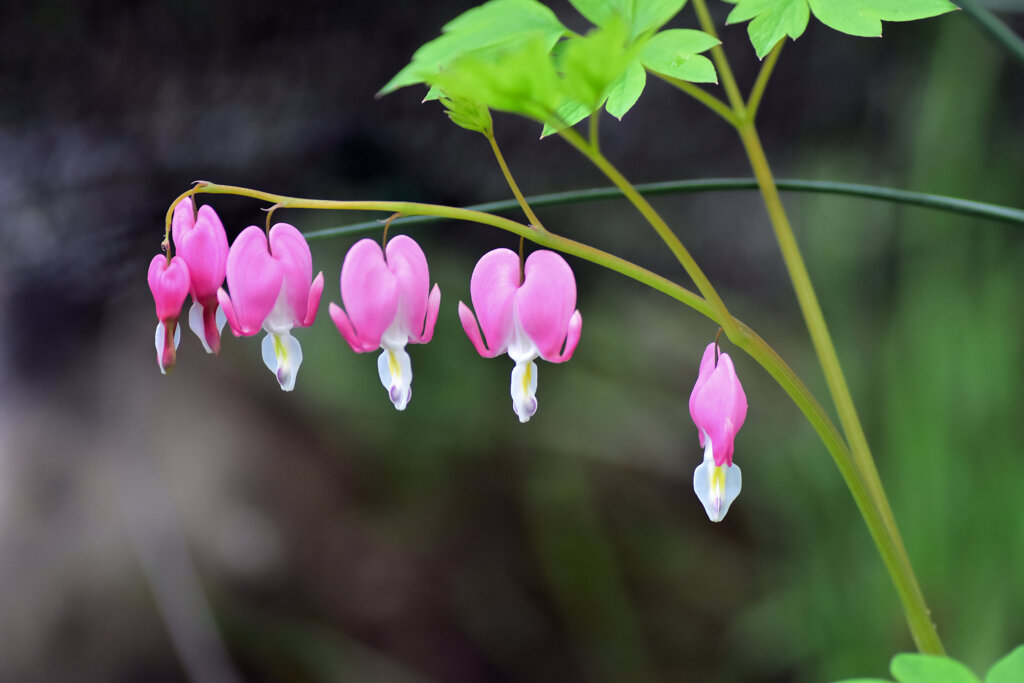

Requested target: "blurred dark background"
[{"left": 1, "top": 1, "right": 1023, "bottom": 681}]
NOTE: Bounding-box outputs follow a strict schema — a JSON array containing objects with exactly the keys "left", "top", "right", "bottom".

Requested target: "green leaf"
[
  {"left": 890, "top": 654, "right": 981, "bottom": 683},
  {"left": 631, "top": 0, "right": 688, "bottom": 37},
  {"left": 724, "top": 0, "right": 957, "bottom": 56},
  {"left": 605, "top": 60, "right": 647, "bottom": 119},
  {"left": 726, "top": 0, "right": 810, "bottom": 59},
  {"left": 559, "top": 19, "right": 637, "bottom": 108},
  {"left": 570, "top": 0, "right": 687, "bottom": 39},
  {"left": 429, "top": 35, "right": 563, "bottom": 122},
  {"left": 640, "top": 29, "right": 720, "bottom": 83},
  {"left": 568, "top": 0, "right": 626, "bottom": 28},
  {"left": 831, "top": 679, "right": 894, "bottom": 683},
  {"left": 986, "top": 645, "right": 1024, "bottom": 683},
  {"left": 540, "top": 99, "right": 596, "bottom": 137},
  {"left": 807, "top": 0, "right": 959, "bottom": 38},
  {"left": 379, "top": 0, "right": 568, "bottom": 95}
]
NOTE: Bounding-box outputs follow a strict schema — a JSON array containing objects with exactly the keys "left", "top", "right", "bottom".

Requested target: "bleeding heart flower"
[
  {"left": 217, "top": 223, "right": 323, "bottom": 391},
  {"left": 329, "top": 236, "right": 440, "bottom": 410},
  {"left": 148, "top": 254, "right": 191, "bottom": 374},
  {"left": 689, "top": 342, "right": 747, "bottom": 522},
  {"left": 458, "top": 248, "right": 582, "bottom": 423},
  {"left": 171, "top": 197, "right": 229, "bottom": 354}
]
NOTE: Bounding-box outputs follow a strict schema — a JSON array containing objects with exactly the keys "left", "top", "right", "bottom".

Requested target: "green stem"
[
  {"left": 746, "top": 41, "right": 784, "bottom": 121},
  {"left": 650, "top": 71, "right": 740, "bottom": 126},
  {"left": 556, "top": 126, "right": 739, "bottom": 338},
  {"left": 485, "top": 129, "right": 545, "bottom": 230},
  {"left": 957, "top": 0, "right": 1024, "bottom": 64},
  {"left": 179, "top": 182, "right": 854, "bottom": 513},
  {"left": 303, "top": 178, "right": 1024, "bottom": 241},
  {"left": 691, "top": 0, "right": 746, "bottom": 114},
  {"left": 692, "top": 0, "right": 944, "bottom": 653}
]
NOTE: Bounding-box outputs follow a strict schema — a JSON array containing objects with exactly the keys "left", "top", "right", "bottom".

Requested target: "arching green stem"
[{"left": 691, "top": 0, "right": 944, "bottom": 655}]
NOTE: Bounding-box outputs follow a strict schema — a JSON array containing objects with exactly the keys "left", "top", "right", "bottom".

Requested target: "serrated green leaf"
[
  {"left": 540, "top": 99, "right": 596, "bottom": 137},
  {"left": 807, "top": 0, "right": 958, "bottom": 38},
  {"left": 640, "top": 29, "right": 720, "bottom": 83},
  {"left": 830, "top": 679, "right": 894, "bottom": 683},
  {"left": 559, "top": 19, "right": 637, "bottom": 108},
  {"left": 727, "top": 0, "right": 809, "bottom": 58},
  {"left": 429, "top": 35, "right": 563, "bottom": 121},
  {"left": 631, "top": 0, "right": 688, "bottom": 37},
  {"left": 379, "top": 0, "right": 568, "bottom": 95},
  {"left": 891, "top": 654, "right": 981, "bottom": 683},
  {"left": 986, "top": 645, "right": 1024, "bottom": 683},
  {"left": 605, "top": 60, "right": 647, "bottom": 119}
]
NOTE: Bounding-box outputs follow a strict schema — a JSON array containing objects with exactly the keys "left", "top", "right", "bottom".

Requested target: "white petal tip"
[
  {"left": 694, "top": 461, "right": 741, "bottom": 522},
  {"left": 263, "top": 332, "right": 303, "bottom": 392}
]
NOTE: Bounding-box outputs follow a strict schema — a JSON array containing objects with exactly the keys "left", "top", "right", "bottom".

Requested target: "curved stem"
[
  {"left": 556, "top": 126, "right": 739, "bottom": 338},
  {"left": 746, "top": 41, "right": 784, "bottom": 120},
  {"left": 650, "top": 71, "right": 739, "bottom": 126},
  {"left": 692, "top": 0, "right": 944, "bottom": 654},
  {"left": 486, "top": 129, "right": 545, "bottom": 230},
  {"left": 691, "top": 0, "right": 746, "bottom": 114},
  {"left": 183, "top": 184, "right": 857, "bottom": 513}
]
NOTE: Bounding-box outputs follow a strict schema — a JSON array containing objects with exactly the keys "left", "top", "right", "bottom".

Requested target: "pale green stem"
[
  {"left": 691, "top": 0, "right": 944, "bottom": 654},
  {"left": 746, "top": 41, "right": 784, "bottom": 121},
  {"left": 555, "top": 126, "right": 739, "bottom": 338},
  {"left": 649, "top": 71, "right": 739, "bottom": 126},
  {"left": 485, "top": 129, "right": 545, "bottom": 230},
  {"left": 175, "top": 182, "right": 855, "bottom": 507}
]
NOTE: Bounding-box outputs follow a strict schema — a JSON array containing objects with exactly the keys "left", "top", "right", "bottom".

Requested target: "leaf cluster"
[
  {"left": 379, "top": 0, "right": 722, "bottom": 135},
  {"left": 721, "top": 0, "right": 959, "bottom": 58}
]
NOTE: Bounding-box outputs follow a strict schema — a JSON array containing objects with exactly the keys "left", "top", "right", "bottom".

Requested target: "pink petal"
[
  {"left": 330, "top": 302, "right": 375, "bottom": 353},
  {"left": 386, "top": 235, "right": 430, "bottom": 338},
  {"left": 516, "top": 250, "right": 577, "bottom": 361},
  {"left": 467, "top": 248, "right": 519, "bottom": 355},
  {"left": 337, "top": 239, "right": 399, "bottom": 350},
  {"left": 170, "top": 197, "right": 195, "bottom": 248},
  {"left": 301, "top": 271, "right": 324, "bottom": 327},
  {"left": 269, "top": 223, "right": 314, "bottom": 326},
  {"left": 175, "top": 204, "right": 229, "bottom": 302},
  {"left": 459, "top": 301, "right": 501, "bottom": 358},
  {"left": 689, "top": 343, "right": 719, "bottom": 446},
  {"left": 148, "top": 255, "right": 190, "bottom": 322},
  {"left": 414, "top": 284, "right": 441, "bottom": 344},
  {"left": 217, "top": 287, "right": 242, "bottom": 337},
  {"left": 690, "top": 351, "right": 747, "bottom": 467},
  {"left": 543, "top": 309, "right": 582, "bottom": 363},
  {"left": 223, "top": 226, "right": 283, "bottom": 336}
]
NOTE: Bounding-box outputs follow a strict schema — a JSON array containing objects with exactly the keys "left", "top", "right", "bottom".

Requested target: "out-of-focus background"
[{"left": 1, "top": 1, "right": 1022, "bottom": 681}]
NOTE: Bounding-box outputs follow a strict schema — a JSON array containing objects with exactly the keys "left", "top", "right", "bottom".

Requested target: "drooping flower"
[
  {"left": 148, "top": 254, "right": 191, "bottom": 374},
  {"left": 217, "top": 223, "right": 324, "bottom": 391},
  {"left": 171, "top": 197, "right": 229, "bottom": 354},
  {"left": 328, "top": 236, "right": 441, "bottom": 410},
  {"left": 458, "top": 248, "right": 582, "bottom": 423},
  {"left": 689, "top": 342, "right": 747, "bottom": 522}
]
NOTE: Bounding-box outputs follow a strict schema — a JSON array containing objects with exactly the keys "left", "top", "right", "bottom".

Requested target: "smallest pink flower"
[
  {"left": 329, "top": 236, "right": 441, "bottom": 410},
  {"left": 172, "top": 197, "right": 229, "bottom": 354},
  {"left": 689, "top": 342, "right": 747, "bottom": 522},
  {"left": 148, "top": 254, "right": 191, "bottom": 374}
]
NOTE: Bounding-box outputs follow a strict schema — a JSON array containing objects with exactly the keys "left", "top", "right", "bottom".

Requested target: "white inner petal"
[
  {"left": 693, "top": 443, "right": 742, "bottom": 523},
  {"left": 510, "top": 359, "right": 538, "bottom": 423},
  {"left": 377, "top": 346, "right": 413, "bottom": 410},
  {"left": 189, "top": 301, "right": 212, "bottom": 353},
  {"left": 262, "top": 331, "right": 303, "bottom": 392},
  {"left": 262, "top": 286, "right": 294, "bottom": 335}
]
